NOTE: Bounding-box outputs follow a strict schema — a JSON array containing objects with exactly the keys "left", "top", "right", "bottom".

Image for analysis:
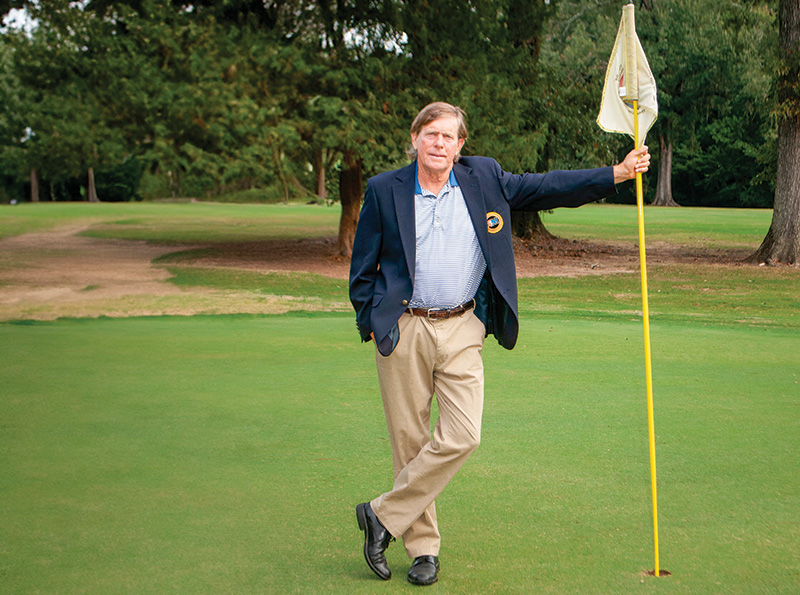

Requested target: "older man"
[{"left": 350, "top": 102, "right": 649, "bottom": 585}]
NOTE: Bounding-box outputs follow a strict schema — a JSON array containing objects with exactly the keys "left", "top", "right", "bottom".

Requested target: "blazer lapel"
[
  {"left": 392, "top": 163, "right": 417, "bottom": 281},
  {"left": 453, "top": 162, "right": 491, "bottom": 264}
]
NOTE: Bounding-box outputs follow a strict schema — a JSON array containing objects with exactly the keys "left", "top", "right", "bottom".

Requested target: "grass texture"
[
  {"left": 0, "top": 201, "right": 339, "bottom": 241},
  {"left": 2, "top": 315, "right": 797, "bottom": 594},
  {"left": 542, "top": 203, "right": 774, "bottom": 249}
]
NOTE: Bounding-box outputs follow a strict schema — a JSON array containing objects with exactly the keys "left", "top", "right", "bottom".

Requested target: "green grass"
[
  {"left": 543, "top": 203, "right": 774, "bottom": 249},
  {"left": 166, "top": 266, "right": 349, "bottom": 302},
  {"left": 0, "top": 201, "right": 340, "bottom": 241},
  {"left": 518, "top": 263, "right": 800, "bottom": 329},
  {"left": 1, "top": 316, "right": 797, "bottom": 593}
]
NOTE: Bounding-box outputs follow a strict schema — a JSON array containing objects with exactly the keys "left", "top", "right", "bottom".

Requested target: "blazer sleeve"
[
  {"left": 497, "top": 163, "right": 618, "bottom": 211},
  {"left": 348, "top": 181, "right": 382, "bottom": 342}
]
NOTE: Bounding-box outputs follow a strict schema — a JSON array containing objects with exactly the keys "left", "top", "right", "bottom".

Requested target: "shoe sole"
[
  {"left": 408, "top": 575, "right": 439, "bottom": 586},
  {"left": 356, "top": 503, "right": 391, "bottom": 581}
]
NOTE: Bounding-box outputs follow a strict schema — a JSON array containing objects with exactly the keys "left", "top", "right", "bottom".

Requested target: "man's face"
[{"left": 411, "top": 115, "right": 465, "bottom": 175}]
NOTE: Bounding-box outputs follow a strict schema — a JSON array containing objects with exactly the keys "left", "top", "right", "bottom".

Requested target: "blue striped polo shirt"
[{"left": 408, "top": 166, "right": 487, "bottom": 309}]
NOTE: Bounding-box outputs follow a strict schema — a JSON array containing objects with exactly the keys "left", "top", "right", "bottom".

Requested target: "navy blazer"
[{"left": 349, "top": 156, "right": 617, "bottom": 356}]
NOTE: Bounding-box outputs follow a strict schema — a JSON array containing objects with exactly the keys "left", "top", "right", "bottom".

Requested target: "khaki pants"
[{"left": 371, "top": 310, "right": 485, "bottom": 558}]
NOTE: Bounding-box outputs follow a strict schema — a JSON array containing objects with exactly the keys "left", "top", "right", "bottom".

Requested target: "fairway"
[
  {"left": 2, "top": 315, "right": 798, "bottom": 594},
  {"left": 1, "top": 201, "right": 798, "bottom": 593}
]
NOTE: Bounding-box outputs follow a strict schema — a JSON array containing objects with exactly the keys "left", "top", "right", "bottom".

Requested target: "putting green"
[{"left": 2, "top": 314, "right": 797, "bottom": 593}]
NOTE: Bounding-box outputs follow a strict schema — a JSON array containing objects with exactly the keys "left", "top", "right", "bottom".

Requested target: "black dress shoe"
[
  {"left": 408, "top": 555, "right": 439, "bottom": 586},
  {"left": 356, "top": 502, "right": 394, "bottom": 580}
]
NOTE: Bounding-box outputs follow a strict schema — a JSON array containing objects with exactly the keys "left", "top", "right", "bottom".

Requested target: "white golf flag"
[{"left": 597, "top": 4, "right": 658, "bottom": 147}]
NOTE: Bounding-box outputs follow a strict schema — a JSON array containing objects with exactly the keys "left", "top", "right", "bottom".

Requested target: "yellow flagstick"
[
  {"left": 633, "top": 99, "right": 660, "bottom": 578},
  {"left": 622, "top": 1, "right": 660, "bottom": 577}
]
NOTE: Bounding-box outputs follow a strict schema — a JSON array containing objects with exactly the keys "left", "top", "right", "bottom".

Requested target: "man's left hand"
[{"left": 613, "top": 146, "right": 650, "bottom": 183}]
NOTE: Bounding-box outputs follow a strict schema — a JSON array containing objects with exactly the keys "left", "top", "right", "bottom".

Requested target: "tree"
[
  {"left": 527, "top": 1, "right": 627, "bottom": 236},
  {"left": 639, "top": 0, "right": 776, "bottom": 209},
  {"left": 3, "top": 1, "right": 142, "bottom": 200},
  {"left": 170, "top": 0, "right": 410, "bottom": 253},
  {"left": 750, "top": 0, "right": 800, "bottom": 264},
  {"left": 0, "top": 34, "right": 30, "bottom": 201}
]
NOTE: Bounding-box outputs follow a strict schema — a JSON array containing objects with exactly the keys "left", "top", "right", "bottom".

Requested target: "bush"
[
  {"left": 138, "top": 170, "right": 174, "bottom": 200},
  {"left": 96, "top": 158, "right": 145, "bottom": 202},
  {"left": 210, "top": 187, "right": 291, "bottom": 204}
]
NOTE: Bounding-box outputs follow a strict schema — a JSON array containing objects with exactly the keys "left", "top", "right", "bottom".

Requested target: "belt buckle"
[{"left": 426, "top": 307, "right": 444, "bottom": 320}]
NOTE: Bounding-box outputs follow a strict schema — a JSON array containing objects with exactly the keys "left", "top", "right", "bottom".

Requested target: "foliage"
[
  {"left": 9, "top": 3, "right": 131, "bottom": 182},
  {"left": 537, "top": 2, "right": 629, "bottom": 172},
  {"left": 0, "top": 0, "right": 785, "bottom": 211},
  {"left": 638, "top": 0, "right": 778, "bottom": 207},
  {"left": 95, "top": 157, "right": 145, "bottom": 202},
  {"left": 394, "top": 0, "right": 555, "bottom": 173}
]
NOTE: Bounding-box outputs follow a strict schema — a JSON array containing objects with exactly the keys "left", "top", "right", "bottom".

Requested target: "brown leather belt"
[{"left": 407, "top": 300, "right": 475, "bottom": 320}]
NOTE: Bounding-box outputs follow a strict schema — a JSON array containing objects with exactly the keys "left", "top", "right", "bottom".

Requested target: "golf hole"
[{"left": 646, "top": 569, "right": 672, "bottom": 577}]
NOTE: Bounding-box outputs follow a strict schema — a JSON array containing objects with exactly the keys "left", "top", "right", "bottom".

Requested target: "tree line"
[{"left": 0, "top": 0, "right": 794, "bottom": 262}]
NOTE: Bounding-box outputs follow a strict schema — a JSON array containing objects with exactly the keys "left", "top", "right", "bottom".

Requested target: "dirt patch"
[
  {"left": 175, "top": 237, "right": 352, "bottom": 278},
  {"left": 0, "top": 225, "right": 755, "bottom": 321},
  {"left": 0, "top": 227, "right": 346, "bottom": 321},
  {"left": 512, "top": 235, "right": 758, "bottom": 277},
  {"left": 1, "top": 225, "right": 183, "bottom": 298}
]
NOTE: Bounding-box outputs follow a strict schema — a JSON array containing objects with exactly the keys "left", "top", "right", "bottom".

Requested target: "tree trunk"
[
  {"left": 511, "top": 210, "right": 556, "bottom": 242},
  {"left": 87, "top": 167, "right": 100, "bottom": 202},
  {"left": 652, "top": 135, "right": 679, "bottom": 206},
  {"left": 748, "top": 116, "right": 800, "bottom": 264},
  {"left": 273, "top": 146, "right": 289, "bottom": 203},
  {"left": 167, "top": 170, "right": 180, "bottom": 198},
  {"left": 748, "top": 0, "right": 800, "bottom": 265},
  {"left": 336, "top": 150, "right": 362, "bottom": 258},
  {"left": 30, "top": 168, "right": 39, "bottom": 203},
  {"left": 313, "top": 149, "right": 327, "bottom": 202}
]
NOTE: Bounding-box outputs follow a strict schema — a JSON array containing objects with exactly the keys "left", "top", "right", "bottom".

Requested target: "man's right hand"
[{"left": 613, "top": 146, "right": 650, "bottom": 183}]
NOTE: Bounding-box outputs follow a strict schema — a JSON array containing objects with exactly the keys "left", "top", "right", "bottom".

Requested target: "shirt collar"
[{"left": 414, "top": 162, "right": 459, "bottom": 195}]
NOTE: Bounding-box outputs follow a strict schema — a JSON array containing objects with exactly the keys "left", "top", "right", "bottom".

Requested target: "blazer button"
[{"left": 402, "top": 299, "right": 409, "bottom": 306}]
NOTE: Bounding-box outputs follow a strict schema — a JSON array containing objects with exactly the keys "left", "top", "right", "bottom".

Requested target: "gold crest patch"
[{"left": 486, "top": 211, "right": 503, "bottom": 234}]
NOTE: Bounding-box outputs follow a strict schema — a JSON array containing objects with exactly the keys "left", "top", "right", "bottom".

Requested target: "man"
[{"left": 349, "top": 102, "right": 649, "bottom": 586}]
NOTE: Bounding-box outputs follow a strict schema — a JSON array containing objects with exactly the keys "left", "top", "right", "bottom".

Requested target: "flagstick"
[{"left": 633, "top": 99, "right": 660, "bottom": 578}]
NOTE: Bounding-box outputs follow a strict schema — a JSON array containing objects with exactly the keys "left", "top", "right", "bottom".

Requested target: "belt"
[{"left": 407, "top": 299, "right": 475, "bottom": 320}]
